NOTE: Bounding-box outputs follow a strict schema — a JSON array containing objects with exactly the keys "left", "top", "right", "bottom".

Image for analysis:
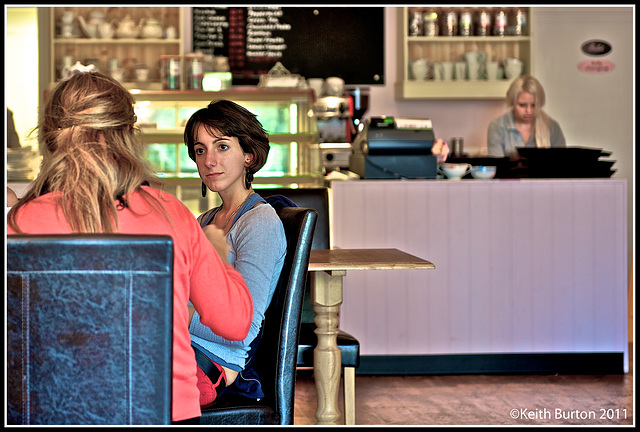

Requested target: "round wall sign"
[
  {"left": 580, "top": 40, "right": 612, "bottom": 56},
  {"left": 577, "top": 59, "right": 615, "bottom": 74}
]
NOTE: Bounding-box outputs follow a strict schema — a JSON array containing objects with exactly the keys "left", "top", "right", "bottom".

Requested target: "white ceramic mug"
[
  {"left": 135, "top": 67, "right": 150, "bottom": 82},
  {"left": 504, "top": 58, "right": 523, "bottom": 79},
  {"left": 441, "top": 62, "right": 453, "bottom": 81},
  {"left": 454, "top": 62, "right": 466, "bottom": 80},
  {"left": 465, "top": 51, "right": 487, "bottom": 80},
  {"left": 433, "top": 62, "right": 443, "bottom": 81},
  {"left": 165, "top": 26, "right": 177, "bottom": 39},
  {"left": 410, "top": 58, "right": 428, "bottom": 81},
  {"left": 465, "top": 53, "right": 479, "bottom": 80},
  {"left": 486, "top": 62, "right": 499, "bottom": 80}
]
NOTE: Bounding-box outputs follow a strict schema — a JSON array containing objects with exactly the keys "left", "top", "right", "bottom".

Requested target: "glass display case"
[{"left": 132, "top": 88, "right": 322, "bottom": 214}]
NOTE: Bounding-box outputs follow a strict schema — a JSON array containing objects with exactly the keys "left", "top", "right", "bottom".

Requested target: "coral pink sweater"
[{"left": 7, "top": 187, "right": 253, "bottom": 422}]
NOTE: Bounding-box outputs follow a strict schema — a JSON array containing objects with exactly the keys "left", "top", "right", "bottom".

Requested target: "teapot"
[
  {"left": 140, "top": 18, "right": 163, "bottom": 39},
  {"left": 77, "top": 11, "right": 106, "bottom": 39},
  {"left": 98, "top": 20, "right": 116, "bottom": 39},
  {"left": 115, "top": 14, "right": 141, "bottom": 39}
]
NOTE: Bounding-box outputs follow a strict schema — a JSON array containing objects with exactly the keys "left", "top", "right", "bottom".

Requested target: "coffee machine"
[
  {"left": 314, "top": 85, "right": 370, "bottom": 172},
  {"left": 315, "top": 95, "right": 355, "bottom": 171}
]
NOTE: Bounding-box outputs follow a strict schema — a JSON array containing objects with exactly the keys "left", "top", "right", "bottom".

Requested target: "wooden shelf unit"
[
  {"left": 396, "top": 7, "right": 533, "bottom": 100},
  {"left": 49, "top": 6, "right": 184, "bottom": 89}
]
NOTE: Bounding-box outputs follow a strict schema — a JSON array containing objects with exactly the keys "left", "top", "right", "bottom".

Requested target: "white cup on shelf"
[
  {"left": 504, "top": 58, "right": 523, "bottom": 80},
  {"left": 441, "top": 62, "right": 453, "bottom": 81},
  {"left": 410, "top": 58, "right": 428, "bottom": 81},
  {"left": 454, "top": 62, "right": 466, "bottom": 80},
  {"left": 486, "top": 62, "right": 499, "bottom": 80},
  {"left": 432, "top": 62, "right": 443, "bottom": 81}
]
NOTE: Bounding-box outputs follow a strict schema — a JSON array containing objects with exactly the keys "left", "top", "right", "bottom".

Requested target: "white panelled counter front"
[{"left": 329, "top": 179, "right": 628, "bottom": 374}]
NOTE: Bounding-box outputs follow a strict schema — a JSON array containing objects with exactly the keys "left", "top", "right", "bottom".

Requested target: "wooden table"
[{"left": 308, "top": 248, "right": 436, "bottom": 425}]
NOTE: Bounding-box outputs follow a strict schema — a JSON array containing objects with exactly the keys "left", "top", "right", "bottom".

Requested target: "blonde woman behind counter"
[{"left": 487, "top": 75, "right": 566, "bottom": 158}]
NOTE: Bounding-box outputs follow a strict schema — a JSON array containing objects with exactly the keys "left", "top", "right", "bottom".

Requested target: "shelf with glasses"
[{"left": 397, "top": 7, "right": 533, "bottom": 99}]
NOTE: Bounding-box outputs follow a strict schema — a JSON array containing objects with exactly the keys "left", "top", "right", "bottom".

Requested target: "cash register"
[{"left": 350, "top": 116, "right": 437, "bottom": 179}]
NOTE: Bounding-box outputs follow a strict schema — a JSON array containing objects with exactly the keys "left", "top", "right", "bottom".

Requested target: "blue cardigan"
[{"left": 190, "top": 193, "right": 287, "bottom": 399}]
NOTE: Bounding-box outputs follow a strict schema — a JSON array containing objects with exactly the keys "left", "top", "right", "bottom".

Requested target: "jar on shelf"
[
  {"left": 161, "top": 55, "right": 181, "bottom": 90},
  {"left": 408, "top": 10, "right": 424, "bottom": 36},
  {"left": 494, "top": 10, "right": 507, "bottom": 36},
  {"left": 443, "top": 9, "right": 458, "bottom": 36},
  {"left": 514, "top": 8, "right": 527, "bottom": 36},
  {"left": 459, "top": 9, "right": 473, "bottom": 37},
  {"left": 477, "top": 8, "right": 492, "bottom": 36},
  {"left": 184, "top": 53, "right": 204, "bottom": 90},
  {"left": 423, "top": 11, "right": 438, "bottom": 37}
]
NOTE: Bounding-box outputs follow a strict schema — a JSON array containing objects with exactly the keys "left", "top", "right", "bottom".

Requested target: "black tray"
[{"left": 516, "top": 147, "right": 612, "bottom": 161}]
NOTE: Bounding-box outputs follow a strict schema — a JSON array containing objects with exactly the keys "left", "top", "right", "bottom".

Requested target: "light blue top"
[
  {"left": 487, "top": 111, "right": 566, "bottom": 157},
  {"left": 190, "top": 197, "right": 286, "bottom": 371}
]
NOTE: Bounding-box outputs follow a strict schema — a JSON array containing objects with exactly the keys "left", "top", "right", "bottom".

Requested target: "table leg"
[{"left": 310, "top": 270, "right": 345, "bottom": 425}]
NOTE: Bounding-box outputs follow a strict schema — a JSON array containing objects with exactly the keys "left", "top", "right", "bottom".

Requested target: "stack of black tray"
[{"left": 515, "top": 147, "right": 616, "bottom": 178}]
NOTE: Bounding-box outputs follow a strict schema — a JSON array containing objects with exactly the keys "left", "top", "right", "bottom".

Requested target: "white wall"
[
  {"left": 533, "top": 6, "right": 634, "bottom": 274},
  {"left": 5, "top": 7, "right": 40, "bottom": 149},
  {"left": 366, "top": 6, "right": 634, "bottom": 277}
]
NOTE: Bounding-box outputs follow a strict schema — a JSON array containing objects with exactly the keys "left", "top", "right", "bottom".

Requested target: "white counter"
[{"left": 330, "top": 179, "right": 628, "bottom": 373}]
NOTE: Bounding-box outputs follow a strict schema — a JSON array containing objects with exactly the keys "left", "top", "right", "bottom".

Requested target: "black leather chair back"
[
  {"left": 257, "top": 188, "right": 329, "bottom": 250},
  {"left": 199, "top": 206, "right": 317, "bottom": 425},
  {"left": 256, "top": 187, "right": 360, "bottom": 369},
  {"left": 256, "top": 187, "right": 329, "bottom": 322},
  {"left": 6, "top": 234, "right": 174, "bottom": 425}
]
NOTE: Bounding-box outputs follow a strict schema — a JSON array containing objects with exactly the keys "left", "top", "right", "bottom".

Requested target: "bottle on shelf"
[
  {"left": 477, "top": 7, "right": 492, "bottom": 37},
  {"left": 514, "top": 8, "right": 527, "bottom": 36},
  {"left": 408, "top": 10, "right": 424, "bottom": 36},
  {"left": 443, "top": 8, "right": 458, "bottom": 37},
  {"left": 423, "top": 10, "right": 439, "bottom": 37},
  {"left": 494, "top": 9, "right": 507, "bottom": 36},
  {"left": 459, "top": 8, "right": 473, "bottom": 37}
]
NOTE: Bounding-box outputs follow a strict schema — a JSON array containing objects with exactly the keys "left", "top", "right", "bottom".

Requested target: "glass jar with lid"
[
  {"left": 493, "top": 9, "right": 507, "bottom": 36},
  {"left": 423, "top": 10, "right": 438, "bottom": 37},
  {"left": 477, "top": 7, "right": 492, "bottom": 36},
  {"left": 459, "top": 8, "right": 473, "bottom": 36}
]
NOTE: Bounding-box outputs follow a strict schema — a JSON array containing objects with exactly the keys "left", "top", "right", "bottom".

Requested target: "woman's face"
[
  {"left": 513, "top": 91, "right": 536, "bottom": 124},
  {"left": 193, "top": 124, "right": 253, "bottom": 194}
]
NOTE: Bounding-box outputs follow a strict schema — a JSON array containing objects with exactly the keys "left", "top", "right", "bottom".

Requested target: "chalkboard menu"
[{"left": 192, "top": 6, "right": 385, "bottom": 85}]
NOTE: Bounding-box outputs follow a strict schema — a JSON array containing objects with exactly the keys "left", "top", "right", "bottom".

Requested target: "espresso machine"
[{"left": 315, "top": 95, "right": 355, "bottom": 171}]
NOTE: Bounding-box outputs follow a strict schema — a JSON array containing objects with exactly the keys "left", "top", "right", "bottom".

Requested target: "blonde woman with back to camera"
[
  {"left": 6, "top": 71, "right": 253, "bottom": 424},
  {"left": 487, "top": 74, "right": 566, "bottom": 158}
]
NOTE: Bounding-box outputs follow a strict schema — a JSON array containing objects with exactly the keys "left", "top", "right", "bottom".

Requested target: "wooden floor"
[{"left": 293, "top": 345, "right": 634, "bottom": 426}]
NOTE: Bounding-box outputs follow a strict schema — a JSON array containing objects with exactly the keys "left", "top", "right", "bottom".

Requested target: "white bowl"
[
  {"left": 471, "top": 165, "right": 497, "bottom": 179},
  {"left": 441, "top": 163, "right": 471, "bottom": 180}
]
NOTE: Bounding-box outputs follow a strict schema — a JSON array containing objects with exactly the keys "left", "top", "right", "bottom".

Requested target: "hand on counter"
[{"left": 432, "top": 139, "right": 450, "bottom": 163}]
